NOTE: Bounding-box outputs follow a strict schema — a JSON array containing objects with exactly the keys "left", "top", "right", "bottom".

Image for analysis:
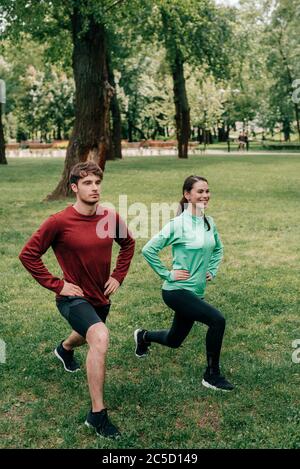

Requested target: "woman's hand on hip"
[
  {"left": 206, "top": 272, "right": 213, "bottom": 282},
  {"left": 171, "top": 270, "right": 190, "bottom": 281}
]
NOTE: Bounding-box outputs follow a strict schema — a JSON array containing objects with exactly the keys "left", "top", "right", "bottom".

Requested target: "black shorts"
[{"left": 56, "top": 296, "right": 110, "bottom": 338}]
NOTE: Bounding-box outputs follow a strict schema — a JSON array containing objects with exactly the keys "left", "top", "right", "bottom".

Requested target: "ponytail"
[
  {"left": 204, "top": 215, "right": 211, "bottom": 231},
  {"left": 177, "top": 196, "right": 188, "bottom": 216}
]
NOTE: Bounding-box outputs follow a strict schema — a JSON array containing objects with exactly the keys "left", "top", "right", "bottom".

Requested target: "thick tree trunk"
[
  {"left": 46, "top": 11, "right": 113, "bottom": 200},
  {"left": 107, "top": 55, "right": 122, "bottom": 159},
  {"left": 0, "top": 104, "right": 7, "bottom": 165}
]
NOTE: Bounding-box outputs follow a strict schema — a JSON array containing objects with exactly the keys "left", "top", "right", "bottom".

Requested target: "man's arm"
[
  {"left": 108, "top": 213, "right": 135, "bottom": 289},
  {"left": 19, "top": 215, "right": 65, "bottom": 294}
]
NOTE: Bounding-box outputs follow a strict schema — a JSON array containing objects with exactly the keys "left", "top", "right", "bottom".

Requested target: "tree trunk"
[
  {"left": 46, "top": 11, "right": 113, "bottom": 200},
  {"left": 161, "top": 9, "right": 190, "bottom": 159},
  {"left": 171, "top": 51, "right": 190, "bottom": 159},
  {"left": 57, "top": 123, "right": 62, "bottom": 140},
  {"left": 197, "top": 126, "right": 202, "bottom": 143},
  {"left": 218, "top": 124, "right": 228, "bottom": 142},
  {"left": 128, "top": 119, "right": 133, "bottom": 142},
  {"left": 129, "top": 123, "right": 146, "bottom": 141},
  {"left": 282, "top": 118, "right": 291, "bottom": 142},
  {"left": 107, "top": 54, "right": 122, "bottom": 159},
  {"left": 278, "top": 39, "right": 300, "bottom": 141},
  {"left": 0, "top": 104, "right": 7, "bottom": 165},
  {"left": 294, "top": 104, "right": 300, "bottom": 141}
]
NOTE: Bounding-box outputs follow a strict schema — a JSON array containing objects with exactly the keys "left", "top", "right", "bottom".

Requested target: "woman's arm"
[
  {"left": 142, "top": 221, "right": 176, "bottom": 282},
  {"left": 207, "top": 222, "right": 224, "bottom": 278}
]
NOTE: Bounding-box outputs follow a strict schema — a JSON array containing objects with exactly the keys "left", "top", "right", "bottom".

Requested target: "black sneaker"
[
  {"left": 54, "top": 341, "right": 80, "bottom": 373},
  {"left": 85, "top": 408, "right": 120, "bottom": 439},
  {"left": 202, "top": 369, "right": 234, "bottom": 391},
  {"left": 134, "top": 329, "right": 150, "bottom": 358}
]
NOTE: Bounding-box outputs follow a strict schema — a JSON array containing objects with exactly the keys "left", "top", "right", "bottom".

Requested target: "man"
[{"left": 19, "top": 161, "right": 135, "bottom": 438}]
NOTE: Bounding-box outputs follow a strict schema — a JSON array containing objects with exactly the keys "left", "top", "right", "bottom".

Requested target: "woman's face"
[{"left": 185, "top": 180, "right": 210, "bottom": 209}]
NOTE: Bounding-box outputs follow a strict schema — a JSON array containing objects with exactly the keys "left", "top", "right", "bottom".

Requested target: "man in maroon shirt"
[{"left": 19, "top": 161, "right": 135, "bottom": 438}]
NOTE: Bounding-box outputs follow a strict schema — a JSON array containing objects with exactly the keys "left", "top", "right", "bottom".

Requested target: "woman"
[{"left": 134, "top": 175, "right": 234, "bottom": 391}]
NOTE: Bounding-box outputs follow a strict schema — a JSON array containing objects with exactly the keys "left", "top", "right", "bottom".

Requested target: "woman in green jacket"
[{"left": 134, "top": 175, "right": 234, "bottom": 391}]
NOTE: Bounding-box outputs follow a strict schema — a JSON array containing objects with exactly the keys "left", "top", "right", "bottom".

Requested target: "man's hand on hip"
[
  {"left": 59, "top": 281, "right": 84, "bottom": 297},
  {"left": 104, "top": 277, "right": 120, "bottom": 297}
]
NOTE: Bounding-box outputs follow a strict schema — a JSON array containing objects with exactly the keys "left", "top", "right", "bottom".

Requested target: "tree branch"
[{"left": 104, "top": 0, "right": 127, "bottom": 14}]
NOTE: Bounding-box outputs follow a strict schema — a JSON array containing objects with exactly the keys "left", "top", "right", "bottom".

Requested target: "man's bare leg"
[
  {"left": 54, "top": 330, "right": 83, "bottom": 372},
  {"left": 63, "top": 330, "right": 86, "bottom": 350},
  {"left": 85, "top": 322, "right": 109, "bottom": 412}
]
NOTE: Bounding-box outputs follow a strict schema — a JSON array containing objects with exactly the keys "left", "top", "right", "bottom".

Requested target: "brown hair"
[
  {"left": 178, "top": 175, "right": 211, "bottom": 230},
  {"left": 69, "top": 161, "right": 103, "bottom": 185}
]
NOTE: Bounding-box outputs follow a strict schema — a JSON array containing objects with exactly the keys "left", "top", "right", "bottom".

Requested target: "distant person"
[
  {"left": 238, "top": 132, "right": 246, "bottom": 150},
  {"left": 134, "top": 175, "right": 234, "bottom": 391},
  {"left": 19, "top": 161, "right": 135, "bottom": 438}
]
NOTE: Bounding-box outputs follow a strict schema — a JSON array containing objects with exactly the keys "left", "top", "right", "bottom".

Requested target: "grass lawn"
[{"left": 0, "top": 154, "right": 299, "bottom": 449}]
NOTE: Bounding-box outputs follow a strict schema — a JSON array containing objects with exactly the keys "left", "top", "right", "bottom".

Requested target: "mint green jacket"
[{"left": 142, "top": 210, "right": 223, "bottom": 298}]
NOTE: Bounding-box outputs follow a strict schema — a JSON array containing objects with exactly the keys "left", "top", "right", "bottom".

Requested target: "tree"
[
  {"left": 147, "top": 0, "right": 234, "bottom": 157},
  {"left": 187, "top": 69, "right": 228, "bottom": 143},
  {"left": 263, "top": 0, "right": 300, "bottom": 140},
  {"left": 1, "top": 0, "right": 130, "bottom": 198}
]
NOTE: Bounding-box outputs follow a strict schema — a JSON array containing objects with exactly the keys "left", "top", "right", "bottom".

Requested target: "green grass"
[{"left": 0, "top": 154, "right": 300, "bottom": 449}]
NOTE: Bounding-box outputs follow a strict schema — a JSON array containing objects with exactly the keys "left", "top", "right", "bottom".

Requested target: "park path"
[{"left": 5, "top": 148, "right": 300, "bottom": 158}]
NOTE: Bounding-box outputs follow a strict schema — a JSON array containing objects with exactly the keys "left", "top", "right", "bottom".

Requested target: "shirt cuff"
[
  {"left": 110, "top": 273, "right": 123, "bottom": 285},
  {"left": 168, "top": 271, "right": 175, "bottom": 282}
]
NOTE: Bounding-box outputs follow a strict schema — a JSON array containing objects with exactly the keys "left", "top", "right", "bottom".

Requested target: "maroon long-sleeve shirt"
[{"left": 19, "top": 205, "right": 135, "bottom": 307}]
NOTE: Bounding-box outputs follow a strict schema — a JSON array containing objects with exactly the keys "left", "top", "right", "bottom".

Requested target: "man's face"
[{"left": 71, "top": 173, "right": 101, "bottom": 205}]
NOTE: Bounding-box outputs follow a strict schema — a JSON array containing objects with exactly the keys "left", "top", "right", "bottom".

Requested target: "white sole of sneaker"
[
  {"left": 133, "top": 329, "right": 148, "bottom": 358},
  {"left": 85, "top": 421, "right": 104, "bottom": 438},
  {"left": 201, "top": 378, "right": 232, "bottom": 392},
  {"left": 54, "top": 348, "right": 80, "bottom": 373},
  {"left": 85, "top": 420, "right": 120, "bottom": 439}
]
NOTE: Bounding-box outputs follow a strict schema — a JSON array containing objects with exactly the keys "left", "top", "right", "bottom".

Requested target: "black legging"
[{"left": 145, "top": 289, "right": 226, "bottom": 371}]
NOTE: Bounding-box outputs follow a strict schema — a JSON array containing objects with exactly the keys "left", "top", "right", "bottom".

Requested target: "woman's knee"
[{"left": 213, "top": 314, "right": 226, "bottom": 330}]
